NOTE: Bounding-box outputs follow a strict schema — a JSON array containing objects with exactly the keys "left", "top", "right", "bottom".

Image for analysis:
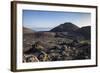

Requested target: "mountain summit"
[{"left": 50, "top": 22, "right": 79, "bottom": 32}]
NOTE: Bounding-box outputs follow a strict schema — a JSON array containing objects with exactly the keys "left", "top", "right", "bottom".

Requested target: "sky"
[{"left": 22, "top": 10, "right": 91, "bottom": 31}]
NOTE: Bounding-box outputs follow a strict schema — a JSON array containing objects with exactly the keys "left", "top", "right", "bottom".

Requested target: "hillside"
[
  {"left": 75, "top": 26, "right": 91, "bottom": 40},
  {"left": 23, "top": 27, "right": 34, "bottom": 34}
]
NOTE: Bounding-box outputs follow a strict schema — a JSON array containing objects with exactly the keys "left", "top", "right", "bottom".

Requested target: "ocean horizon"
[{"left": 32, "top": 27, "right": 53, "bottom": 31}]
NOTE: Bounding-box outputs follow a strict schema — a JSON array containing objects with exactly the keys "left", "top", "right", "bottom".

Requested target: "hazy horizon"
[{"left": 23, "top": 10, "right": 91, "bottom": 31}]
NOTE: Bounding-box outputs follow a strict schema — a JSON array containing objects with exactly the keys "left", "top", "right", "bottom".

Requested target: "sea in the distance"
[{"left": 32, "top": 28, "right": 52, "bottom": 31}]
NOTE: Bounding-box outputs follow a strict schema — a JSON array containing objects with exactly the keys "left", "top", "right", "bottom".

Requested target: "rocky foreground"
[{"left": 23, "top": 39, "right": 91, "bottom": 62}]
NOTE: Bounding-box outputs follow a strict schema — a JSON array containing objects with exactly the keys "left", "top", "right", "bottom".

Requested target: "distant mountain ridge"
[{"left": 23, "top": 27, "right": 34, "bottom": 34}]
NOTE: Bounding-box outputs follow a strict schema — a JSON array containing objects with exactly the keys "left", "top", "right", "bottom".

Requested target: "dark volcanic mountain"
[
  {"left": 50, "top": 22, "right": 79, "bottom": 32},
  {"left": 50, "top": 22, "right": 91, "bottom": 40}
]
